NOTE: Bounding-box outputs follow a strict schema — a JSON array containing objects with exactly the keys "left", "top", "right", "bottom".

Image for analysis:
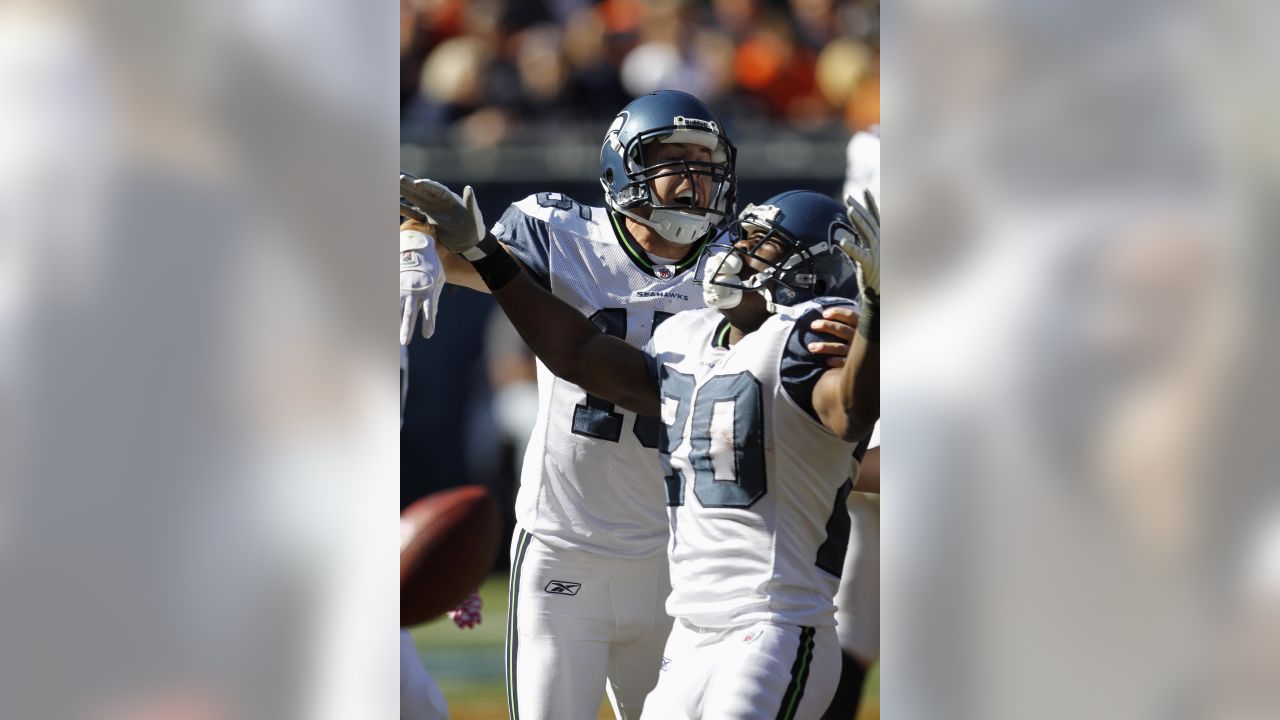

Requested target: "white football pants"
[
  {"left": 505, "top": 527, "right": 672, "bottom": 720},
  {"left": 641, "top": 618, "right": 840, "bottom": 720}
]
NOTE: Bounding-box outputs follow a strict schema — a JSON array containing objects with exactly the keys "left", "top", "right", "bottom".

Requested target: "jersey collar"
[
  {"left": 710, "top": 317, "right": 732, "bottom": 349},
  {"left": 607, "top": 209, "right": 710, "bottom": 279}
]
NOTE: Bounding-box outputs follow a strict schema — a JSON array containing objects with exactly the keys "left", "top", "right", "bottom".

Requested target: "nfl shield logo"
[{"left": 655, "top": 266, "right": 674, "bottom": 279}]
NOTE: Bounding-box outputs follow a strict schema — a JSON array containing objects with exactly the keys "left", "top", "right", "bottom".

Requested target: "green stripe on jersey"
[
  {"left": 608, "top": 209, "right": 713, "bottom": 277},
  {"left": 608, "top": 211, "right": 655, "bottom": 269}
]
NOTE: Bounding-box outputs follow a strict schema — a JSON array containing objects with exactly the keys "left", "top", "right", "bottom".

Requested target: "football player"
[
  {"left": 402, "top": 91, "right": 745, "bottom": 720},
  {"left": 404, "top": 182, "right": 880, "bottom": 720}
]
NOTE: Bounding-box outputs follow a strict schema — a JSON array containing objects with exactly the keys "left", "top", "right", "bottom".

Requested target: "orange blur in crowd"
[{"left": 400, "top": 0, "right": 880, "bottom": 145}]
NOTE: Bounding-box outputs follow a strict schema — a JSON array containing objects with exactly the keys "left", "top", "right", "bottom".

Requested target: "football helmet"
[
  {"left": 700, "top": 190, "right": 861, "bottom": 312},
  {"left": 600, "top": 90, "right": 737, "bottom": 245}
]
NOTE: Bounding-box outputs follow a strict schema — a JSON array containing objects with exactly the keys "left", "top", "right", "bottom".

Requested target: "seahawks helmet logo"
[{"left": 604, "top": 112, "right": 628, "bottom": 152}]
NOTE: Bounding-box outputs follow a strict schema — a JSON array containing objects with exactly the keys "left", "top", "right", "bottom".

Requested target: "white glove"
[
  {"left": 401, "top": 229, "right": 446, "bottom": 344},
  {"left": 399, "top": 175, "right": 487, "bottom": 259},
  {"left": 841, "top": 189, "right": 880, "bottom": 298}
]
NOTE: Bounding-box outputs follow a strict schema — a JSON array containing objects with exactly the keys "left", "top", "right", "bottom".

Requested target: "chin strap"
[{"left": 743, "top": 268, "right": 781, "bottom": 315}]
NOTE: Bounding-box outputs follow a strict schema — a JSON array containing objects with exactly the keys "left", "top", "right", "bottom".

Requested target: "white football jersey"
[
  {"left": 493, "top": 193, "right": 711, "bottom": 558},
  {"left": 649, "top": 300, "right": 872, "bottom": 629}
]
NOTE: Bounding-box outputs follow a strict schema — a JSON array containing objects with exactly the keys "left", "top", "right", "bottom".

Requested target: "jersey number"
[
  {"left": 570, "top": 309, "right": 671, "bottom": 447},
  {"left": 661, "top": 369, "right": 768, "bottom": 509},
  {"left": 536, "top": 192, "right": 592, "bottom": 221}
]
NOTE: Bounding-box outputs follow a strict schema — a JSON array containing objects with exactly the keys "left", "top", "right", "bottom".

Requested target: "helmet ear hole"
[{"left": 604, "top": 168, "right": 614, "bottom": 184}]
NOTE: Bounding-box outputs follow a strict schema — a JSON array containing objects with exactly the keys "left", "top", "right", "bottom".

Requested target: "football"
[{"left": 401, "top": 484, "right": 501, "bottom": 627}]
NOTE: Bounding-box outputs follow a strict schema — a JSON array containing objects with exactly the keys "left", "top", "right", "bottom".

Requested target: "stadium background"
[{"left": 400, "top": 0, "right": 879, "bottom": 716}]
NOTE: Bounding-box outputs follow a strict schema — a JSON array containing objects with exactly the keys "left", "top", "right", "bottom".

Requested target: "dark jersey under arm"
[
  {"left": 491, "top": 204, "right": 553, "bottom": 290},
  {"left": 780, "top": 299, "right": 859, "bottom": 426}
]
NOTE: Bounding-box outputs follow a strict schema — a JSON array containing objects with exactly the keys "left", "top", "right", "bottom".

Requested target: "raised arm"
[
  {"left": 812, "top": 190, "right": 882, "bottom": 441},
  {"left": 810, "top": 305, "right": 879, "bottom": 441},
  {"left": 401, "top": 176, "right": 660, "bottom": 416},
  {"left": 487, "top": 257, "right": 659, "bottom": 416}
]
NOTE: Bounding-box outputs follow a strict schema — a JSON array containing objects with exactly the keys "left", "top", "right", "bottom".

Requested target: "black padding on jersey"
[
  {"left": 571, "top": 394, "right": 623, "bottom": 442},
  {"left": 815, "top": 478, "right": 854, "bottom": 577},
  {"left": 780, "top": 300, "right": 858, "bottom": 424},
  {"left": 851, "top": 429, "right": 872, "bottom": 463},
  {"left": 493, "top": 202, "right": 553, "bottom": 291}
]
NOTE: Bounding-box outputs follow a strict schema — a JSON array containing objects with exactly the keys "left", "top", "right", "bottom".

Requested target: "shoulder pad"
[
  {"left": 777, "top": 296, "right": 859, "bottom": 322},
  {"left": 810, "top": 296, "right": 861, "bottom": 311},
  {"left": 779, "top": 302, "right": 848, "bottom": 426},
  {"left": 491, "top": 199, "right": 558, "bottom": 290}
]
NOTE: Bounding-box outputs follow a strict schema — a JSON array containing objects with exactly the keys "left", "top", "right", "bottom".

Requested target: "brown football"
[{"left": 400, "top": 485, "right": 501, "bottom": 627}]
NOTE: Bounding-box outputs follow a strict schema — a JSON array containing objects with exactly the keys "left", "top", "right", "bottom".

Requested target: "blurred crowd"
[{"left": 401, "top": 0, "right": 879, "bottom": 147}]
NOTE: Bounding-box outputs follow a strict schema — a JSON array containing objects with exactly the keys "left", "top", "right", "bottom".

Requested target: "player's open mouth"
[{"left": 672, "top": 189, "right": 696, "bottom": 207}]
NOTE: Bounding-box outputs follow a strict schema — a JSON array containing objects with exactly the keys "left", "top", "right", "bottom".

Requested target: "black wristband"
[
  {"left": 858, "top": 292, "right": 879, "bottom": 343},
  {"left": 471, "top": 235, "right": 521, "bottom": 290}
]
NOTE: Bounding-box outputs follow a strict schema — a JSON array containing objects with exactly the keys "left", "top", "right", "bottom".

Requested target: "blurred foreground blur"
[
  {"left": 0, "top": 1, "right": 397, "bottom": 716},
  {"left": 885, "top": 0, "right": 1279, "bottom": 717}
]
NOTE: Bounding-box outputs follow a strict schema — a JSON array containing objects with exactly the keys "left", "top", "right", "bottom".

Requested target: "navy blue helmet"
[
  {"left": 700, "top": 190, "right": 860, "bottom": 311},
  {"left": 599, "top": 90, "right": 737, "bottom": 245}
]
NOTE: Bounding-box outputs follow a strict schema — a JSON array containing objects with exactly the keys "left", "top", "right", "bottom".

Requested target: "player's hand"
[
  {"left": 840, "top": 190, "right": 880, "bottom": 299},
  {"left": 399, "top": 174, "right": 486, "bottom": 257},
  {"left": 447, "top": 592, "right": 482, "bottom": 629},
  {"left": 808, "top": 306, "right": 859, "bottom": 368},
  {"left": 401, "top": 224, "right": 446, "bottom": 344}
]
